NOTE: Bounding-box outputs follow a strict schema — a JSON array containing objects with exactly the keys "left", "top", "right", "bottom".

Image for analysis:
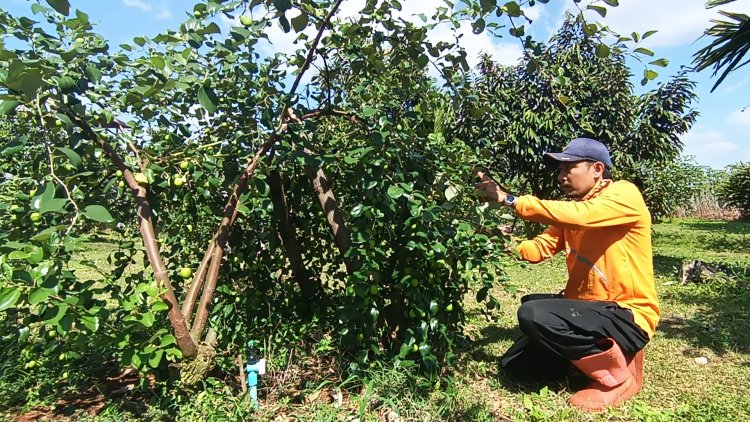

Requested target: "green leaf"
[
  {"left": 165, "top": 347, "right": 183, "bottom": 359},
  {"left": 85, "top": 64, "right": 102, "bottom": 84},
  {"left": 253, "top": 178, "right": 270, "bottom": 197},
  {"left": 141, "top": 312, "right": 155, "bottom": 327},
  {"left": 351, "top": 204, "right": 365, "bottom": 217},
  {"left": 31, "top": 4, "right": 51, "bottom": 14},
  {"left": 0, "top": 100, "right": 20, "bottom": 116},
  {"left": 83, "top": 205, "right": 115, "bottom": 223},
  {"left": 33, "top": 182, "right": 55, "bottom": 210},
  {"left": 0, "top": 288, "right": 21, "bottom": 311},
  {"left": 8, "top": 251, "right": 31, "bottom": 260},
  {"left": 503, "top": 1, "right": 521, "bottom": 17},
  {"left": 583, "top": 23, "right": 599, "bottom": 36},
  {"left": 9, "top": 68, "right": 43, "bottom": 100},
  {"left": 54, "top": 76, "right": 76, "bottom": 92},
  {"left": 469, "top": 107, "right": 486, "bottom": 118},
  {"left": 649, "top": 58, "right": 669, "bottom": 67},
  {"left": 197, "top": 85, "right": 219, "bottom": 114},
  {"left": 151, "top": 56, "right": 165, "bottom": 69},
  {"left": 387, "top": 185, "right": 405, "bottom": 199},
  {"left": 39, "top": 198, "right": 67, "bottom": 214},
  {"left": 587, "top": 4, "right": 607, "bottom": 17},
  {"left": 151, "top": 301, "right": 169, "bottom": 312},
  {"left": 131, "top": 353, "right": 142, "bottom": 367},
  {"left": 645, "top": 69, "right": 658, "bottom": 80},
  {"left": 472, "top": 18, "right": 486, "bottom": 35},
  {"left": 642, "top": 30, "right": 658, "bottom": 39},
  {"left": 29, "top": 287, "right": 54, "bottom": 305},
  {"left": 46, "top": 0, "right": 70, "bottom": 16},
  {"left": 148, "top": 350, "right": 164, "bottom": 368},
  {"left": 362, "top": 107, "right": 377, "bottom": 117},
  {"left": 81, "top": 314, "right": 99, "bottom": 332},
  {"left": 57, "top": 147, "right": 82, "bottom": 167},
  {"left": 1, "top": 135, "right": 28, "bottom": 155},
  {"left": 480, "top": 0, "right": 497, "bottom": 13},
  {"left": 198, "top": 22, "right": 221, "bottom": 36},
  {"left": 25, "top": 246, "right": 44, "bottom": 264},
  {"left": 509, "top": 25, "right": 524, "bottom": 37},
  {"left": 634, "top": 47, "right": 654, "bottom": 57},
  {"left": 159, "top": 334, "right": 176, "bottom": 347},
  {"left": 399, "top": 342, "right": 412, "bottom": 358},
  {"left": 596, "top": 44, "right": 611, "bottom": 58},
  {"left": 291, "top": 12, "right": 308, "bottom": 33},
  {"left": 278, "top": 15, "right": 291, "bottom": 33},
  {"left": 42, "top": 304, "right": 67, "bottom": 324}
]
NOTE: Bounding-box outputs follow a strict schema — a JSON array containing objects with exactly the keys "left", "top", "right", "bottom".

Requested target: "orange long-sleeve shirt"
[{"left": 514, "top": 180, "right": 660, "bottom": 338}]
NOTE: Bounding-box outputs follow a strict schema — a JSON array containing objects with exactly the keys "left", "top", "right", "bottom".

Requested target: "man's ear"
[{"left": 592, "top": 162, "right": 605, "bottom": 178}]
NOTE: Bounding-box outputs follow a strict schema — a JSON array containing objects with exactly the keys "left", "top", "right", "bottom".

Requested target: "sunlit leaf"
[
  {"left": 83, "top": 205, "right": 115, "bottom": 223},
  {"left": 0, "top": 288, "right": 21, "bottom": 311},
  {"left": 197, "top": 85, "right": 219, "bottom": 114},
  {"left": 45, "top": 0, "right": 70, "bottom": 15}
]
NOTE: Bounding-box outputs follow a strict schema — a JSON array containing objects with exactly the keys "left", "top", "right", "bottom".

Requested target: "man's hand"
[{"left": 473, "top": 170, "right": 508, "bottom": 203}]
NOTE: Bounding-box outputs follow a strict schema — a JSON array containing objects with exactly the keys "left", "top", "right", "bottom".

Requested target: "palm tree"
[{"left": 693, "top": 0, "right": 750, "bottom": 92}]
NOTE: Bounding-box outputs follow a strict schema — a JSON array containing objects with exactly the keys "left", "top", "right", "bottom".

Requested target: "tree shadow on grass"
[
  {"left": 658, "top": 265, "right": 750, "bottom": 357},
  {"left": 679, "top": 220, "right": 750, "bottom": 235},
  {"left": 653, "top": 254, "right": 684, "bottom": 279},
  {"left": 654, "top": 221, "right": 750, "bottom": 356},
  {"left": 462, "top": 324, "right": 581, "bottom": 394},
  {"left": 698, "top": 234, "right": 750, "bottom": 254}
]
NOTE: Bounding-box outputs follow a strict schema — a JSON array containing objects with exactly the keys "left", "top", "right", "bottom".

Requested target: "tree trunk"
[
  {"left": 66, "top": 113, "right": 198, "bottom": 358},
  {"left": 268, "top": 170, "right": 318, "bottom": 298},
  {"left": 304, "top": 161, "right": 358, "bottom": 274}
]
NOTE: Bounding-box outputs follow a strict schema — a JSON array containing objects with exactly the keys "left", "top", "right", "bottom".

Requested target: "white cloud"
[
  {"left": 122, "top": 0, "right": 172, "bottom": 21},
  {"left": 576, "top": 0, "right": 750, "bottom": 48},
  {"left": 681, "top": 129, "right": 750, "bottom": 168},
  {"left": 523, "top": 5, "right": 543, "bottom": 23},
  {"left": 728, "top": 109, "right": 750, "bottom": 127}
]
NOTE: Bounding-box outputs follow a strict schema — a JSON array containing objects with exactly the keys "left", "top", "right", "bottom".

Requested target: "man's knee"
[{"left": 517, "top": 300, "right": 542, "bottom": 339}]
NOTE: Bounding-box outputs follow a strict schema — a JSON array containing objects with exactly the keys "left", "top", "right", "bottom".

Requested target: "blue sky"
[{"left": 4, "top": 0, "right": 749, "bottom": 169}]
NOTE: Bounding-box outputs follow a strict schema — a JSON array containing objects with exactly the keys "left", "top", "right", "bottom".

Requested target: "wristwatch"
[{"left": 503, "top": 194, "right": 517, "bottom": 207}]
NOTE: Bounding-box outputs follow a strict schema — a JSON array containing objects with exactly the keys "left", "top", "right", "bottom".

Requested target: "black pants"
[{"left": 500, "top": 294, "right": 649, "bottom": 381}]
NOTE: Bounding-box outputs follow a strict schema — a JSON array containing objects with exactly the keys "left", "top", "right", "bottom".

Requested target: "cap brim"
[{"left": 543, "top": 152, "right": 587, "bottom": 165}]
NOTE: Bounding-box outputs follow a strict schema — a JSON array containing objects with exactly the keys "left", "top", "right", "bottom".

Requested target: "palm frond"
[
  {"left": 706, "top": 0, "right": 738, "bottom": 9},
  {"left": 693, "top": 10, "right": 750, "bottom": 92}
]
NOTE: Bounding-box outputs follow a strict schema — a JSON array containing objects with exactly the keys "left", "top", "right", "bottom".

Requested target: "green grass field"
[{"left": 2, "top": 219, "right": 749, "bottom": 421}]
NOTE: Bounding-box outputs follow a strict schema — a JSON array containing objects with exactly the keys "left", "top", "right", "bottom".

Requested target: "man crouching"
[{"left": 475, "top": 138, "right": 660, "bottom": 412}]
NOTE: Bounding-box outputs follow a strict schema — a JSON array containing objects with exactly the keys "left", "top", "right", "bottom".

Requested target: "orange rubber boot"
[{"left": 568, "top": 338, "right": 642, "bottom": 412}]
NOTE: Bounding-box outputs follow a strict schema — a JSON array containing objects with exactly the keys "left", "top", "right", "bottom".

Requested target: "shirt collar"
[{"left": 579, "top": 179, "right": 612, "bottom": 201}]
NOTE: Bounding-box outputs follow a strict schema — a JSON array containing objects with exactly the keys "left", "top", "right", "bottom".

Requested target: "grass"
[{"left": 2, "top": 218, "right": 749, "bottom": 421}]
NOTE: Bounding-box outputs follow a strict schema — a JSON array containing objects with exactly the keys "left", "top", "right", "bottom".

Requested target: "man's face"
[{"left": 557, "top": 161, "right": 602, "bottom": 199}]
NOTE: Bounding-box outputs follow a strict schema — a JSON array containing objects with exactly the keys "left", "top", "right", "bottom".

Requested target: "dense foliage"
[
  {"left": 0, "top": 0, "right": 694, "bottom": 407},
  {"left": 719, "top": 163, "right": 750, "bottom": 218},
  {"left": 449, "top": 14, "right": 698, "bottom": 219}
]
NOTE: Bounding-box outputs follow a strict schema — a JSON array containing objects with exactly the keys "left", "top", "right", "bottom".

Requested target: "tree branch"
[
  {"left": 287, "top": 0, "right": 345, "bottom": 99},
  {"left": 303, "top": 148, "right": 358, "bottom": 274},
  {"left": 269, "top": 169, "right": 318, "bottom": 299},
  {"left": 65, "top": 111, "right": 198, "bottom": 358},
  {"left": 188, "top": 0, "right": 346, "bottom": 340}
]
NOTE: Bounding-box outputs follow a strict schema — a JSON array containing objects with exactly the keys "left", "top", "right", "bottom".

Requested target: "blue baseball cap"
[{"left": 544, "top": 137, "right": 612, "bottom": 168}]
